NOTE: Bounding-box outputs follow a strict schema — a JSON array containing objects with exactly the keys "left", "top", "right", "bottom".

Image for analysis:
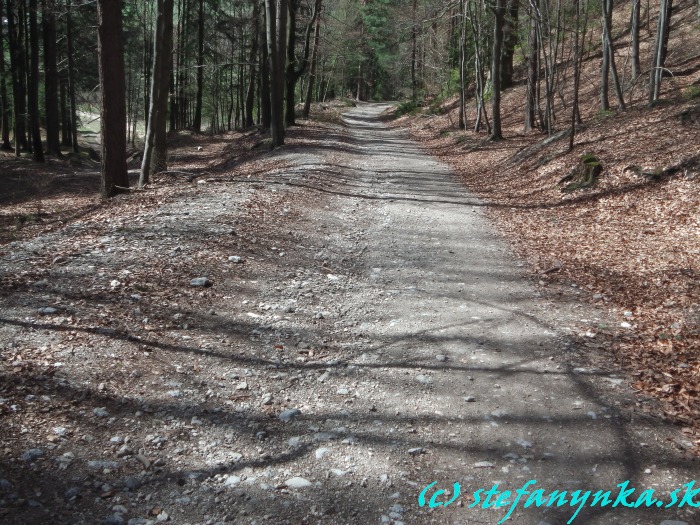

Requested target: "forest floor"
[{"left": 0, "top": 102, "right": 698, "bottom": 525}]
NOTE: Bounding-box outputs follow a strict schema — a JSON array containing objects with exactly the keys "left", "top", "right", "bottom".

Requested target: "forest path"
[
  {"left": 269, "top": 102, "right": 697, "bottom": 525},
  {"left": 0, "top": 103, "right": 696, "bottom": 525}
]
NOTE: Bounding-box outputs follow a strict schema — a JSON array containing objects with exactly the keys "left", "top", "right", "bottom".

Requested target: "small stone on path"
[
  {"left": 190, "top": 277, "right": 211, "bottom": 287},
  {"left": 22, "top": 448, "right": 45, "bottom": 461},
  {"left": 285, "top": 477, "right": 313, "bottom": 488},
  {"left": 37, "top": 307, "right": 57, "bottom": 315},
  {"left": 279, "top": 408, "right": 301, "bottom": 422}
]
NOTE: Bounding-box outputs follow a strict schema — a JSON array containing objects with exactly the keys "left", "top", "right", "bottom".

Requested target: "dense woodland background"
[{"left": 0, "top": 0, "right": 698, "bottom": 196}]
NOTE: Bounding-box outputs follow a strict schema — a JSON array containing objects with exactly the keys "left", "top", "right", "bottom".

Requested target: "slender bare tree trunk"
[
  {"left": 570, "top": 0, "right": 587, "bottom": 150},
  {"left": 649, "top": 0, "right": 672, "bottom": 105},
  {"left": 303, "top": 1, "right": 322, "bottom": 119},
  {"left": 525, "top": 0, "right": 538, "bottom": 131},
  {"left": 490, "top": 0, "right": 506, "bottom": 140},
  {"left": 411, "top": 0, "right": 418, "bottom": 102},
  {"left": 631, "top": 0, "right": 641, "bottom": 80},
  {"left": 458, "top": 0, "right": 467, "bottom": 130},
  {"left": 601, "top": 0, "right": 625, "bottom": 110}
]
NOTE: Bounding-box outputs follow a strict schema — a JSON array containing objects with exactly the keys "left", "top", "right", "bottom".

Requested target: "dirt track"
[{"left": 0, "top": 103, "right": 697, "bottom": 525}]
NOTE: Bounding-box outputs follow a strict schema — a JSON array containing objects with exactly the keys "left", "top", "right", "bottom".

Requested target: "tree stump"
[{"left": 560, "top": 153, "right": 602, "bottom": 192}]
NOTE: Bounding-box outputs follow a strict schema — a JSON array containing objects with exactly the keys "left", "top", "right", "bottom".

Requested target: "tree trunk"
[
  {"left": 66, "top": 0, "right": 78, "bottom": 152},
  {"left": 649, "top": 0, "right": 672, "bottom": 104},
  {"left": 500, "top": 0, "right": 518, "bottom": 89},
  {"left": 524, "top": 0, "right": 538, "bottom": 131},
  {"left": 7, "top": 0, "right": 28, "bottom": 154},
  {"left": 245, "top": 1, "right": 260, "bottom": 128},
  {"left": 0, "top": 0, "right": 12, "bottom": 150},
  {"left": 601, "top": 0, "right": 625, "bottom": 110},
  {"left": 411, "top": 0, "right": 418, "bottom": 102},
  {"left": 467, "top": 0, "right": 490, "bottom": 134},
  {"left": 284, "top": 0, "right": 318, "bottom": 127},
  {"left": 141, "top": 0, "right": 166, "bottom": 187},
  {"left": 28, "top": 0, "right": 44, "bottom": 162},
  {"left": 142, "top": 5, "right": 153, "bottom": 131},
  {"left": 490, "top": 0, "right": 506, "bottom": 140},
  {"left": 96, "top": 0, "right": 128, "bottom": 198},
  {"left": 153, "top": 4, "right": 174, "bottom": 173},
  {"left": 457, "top": 0, "right": 466, "bottom": 130},
  {"left": 600, "top": 5, "right": 610, "bottom": 111},
  {"left": 284, "top": 0, "right": 299, "bottom": 127},
  {"left": 569, "top": 0, "right": 586, "bottom": 151},
  {"left": 192, "top": 0, "right": 205, "bottom": 131},
  {"left": 303, "top": 0, "right": 322, "bottom": 118},
  {"left": 260, "top": 1, "right": 271, "bottom": 130},
  {"left": 631, "top": 0, "right": 641, "bottom": 80},
  {"left": 60, "top": 77, "right": 70, "bottom": 147},
  {"left": 42, "top": 0, "right": 61, "bottom": 156},
  {"left": 265, "top": 0, "right": 286, "bottom": 146}
]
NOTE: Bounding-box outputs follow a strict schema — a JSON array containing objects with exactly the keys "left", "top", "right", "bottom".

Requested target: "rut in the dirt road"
[{"left": 0, "top": 103, "right": 696, "bottom": 525}]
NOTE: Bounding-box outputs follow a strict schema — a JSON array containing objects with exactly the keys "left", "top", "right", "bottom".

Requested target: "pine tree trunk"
[
  {"left": 142, "top": 10, "right": 153, "bottom": 131},
  {"left": 141, "top": 0, "right": 166, "bottom": 187},
  {"left": 96, "top": 0, "right": 128, "bottom": 197},
  {"left": 59, "top": 61, "right": 71, "bottom": 146},
  {"left": 245, "top": 3, "right": 260, "bottom": 127},
  {"left": 66, "top": 0, "right": 78, "bottom": 152},
  {"left": 7, "top": 0, "right": 28, "bottom": 155},
  {"left": 260, "top": 2, "right": 271, "bottom": 130},
  {"left": 28, "top": 0, "right": 45, "bottom": 162},
  {"left": 0, "top": 0, "right": 12, "bottom": 150},
  {"left": 42, "top": 0, "right": 61, "bottom": 156},
  {"left": 153, "top": 6, "right": 173, "bottom": 173},
  {"left": 193, "top": 0, "right": 205, "bottom": 131}
]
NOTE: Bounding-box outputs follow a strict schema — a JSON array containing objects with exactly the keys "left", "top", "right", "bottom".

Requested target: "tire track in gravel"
[{"left": 253, "top": 102, "right": 698, "bottom": 525}]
